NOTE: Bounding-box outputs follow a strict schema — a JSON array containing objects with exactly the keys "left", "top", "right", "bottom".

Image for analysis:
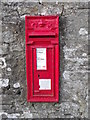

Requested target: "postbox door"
[{"left": 32, "top": 46, "right": 55, "bottom": 96}]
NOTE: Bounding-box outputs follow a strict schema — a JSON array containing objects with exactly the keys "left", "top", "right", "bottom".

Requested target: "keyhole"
[{"left": 38, "top": 74, "right": 40, "bottom": 78}]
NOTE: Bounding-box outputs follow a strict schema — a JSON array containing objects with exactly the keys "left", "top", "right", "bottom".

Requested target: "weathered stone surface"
[
  {"left": 2, "top": 95, "right": 14, "bottom": 105},
  {"left": 0, "top": 44, "right": 9, "bottom": 55},
  {"left": 0, "top": 78, "right": 9, "bottom": 88},
  {"left": 0, "top": 2, "right": 88, "bottom": 119},
  {"left": 0, "top": 58, "right": 7, "bottom": 69},
  {"left": 7, "top": 67, "right": 11, "bottom": 72},
  {"left": 13, "top": 82, "right": 20, "bottom": 89}
]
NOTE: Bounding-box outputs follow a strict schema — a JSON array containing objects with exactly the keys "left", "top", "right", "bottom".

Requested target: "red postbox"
[{"left": 25, "top": 16, "right": 59, "bottom": 102}]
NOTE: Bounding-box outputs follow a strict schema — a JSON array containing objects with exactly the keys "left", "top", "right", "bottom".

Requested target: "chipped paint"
[
  {"left": 0, "top": 58, "right": 7, "bottom": 69},
  {"left": 0, "top": 78, "right": 9, "bottom": 88},
  {"left": 79, "top": 28, "right": 88, "bottom": 36},
  {"left": 13, "top": 82, "right": 20, "bottom": 88}
]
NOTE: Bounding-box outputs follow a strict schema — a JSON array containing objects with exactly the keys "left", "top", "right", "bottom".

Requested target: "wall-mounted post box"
[{"left": 25, "top": 16, "right": 59, "bottom": 102}]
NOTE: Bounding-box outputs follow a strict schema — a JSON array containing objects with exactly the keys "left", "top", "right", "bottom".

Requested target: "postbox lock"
[{"left": 38, "top": 74, "right": 40, "bottom": 78}]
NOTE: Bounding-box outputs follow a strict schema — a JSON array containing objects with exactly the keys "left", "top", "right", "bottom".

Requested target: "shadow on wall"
[{"left": 59, "top": 15, "right": 67, "bottom": 103}]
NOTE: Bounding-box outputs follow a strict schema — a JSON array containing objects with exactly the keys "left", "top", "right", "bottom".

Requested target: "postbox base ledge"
[{"left": 27, "top": 98, "right": 59, "bottom": 103}]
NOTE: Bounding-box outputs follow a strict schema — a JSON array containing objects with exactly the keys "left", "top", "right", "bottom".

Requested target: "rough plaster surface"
[{"left": 0, "top": 2, "right": 89, "bottom": 119}]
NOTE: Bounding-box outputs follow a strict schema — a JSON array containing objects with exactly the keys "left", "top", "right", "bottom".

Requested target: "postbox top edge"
[{"left": 25, "top": 15, "right": 59, "bottom": 19}]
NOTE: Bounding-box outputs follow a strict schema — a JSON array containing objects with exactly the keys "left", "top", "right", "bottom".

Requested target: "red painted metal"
[{"left": 25, "top": 16, "right": 59, "bottom": 102}]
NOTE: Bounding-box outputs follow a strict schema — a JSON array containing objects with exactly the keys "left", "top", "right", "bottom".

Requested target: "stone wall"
[{"left": 0, "top": 2, "right": 88, "bottom": 119}]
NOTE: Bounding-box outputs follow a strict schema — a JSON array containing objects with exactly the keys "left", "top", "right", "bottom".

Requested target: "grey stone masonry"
[{"left": 0, "top": 2, "right": 89, "bottom": 119}]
